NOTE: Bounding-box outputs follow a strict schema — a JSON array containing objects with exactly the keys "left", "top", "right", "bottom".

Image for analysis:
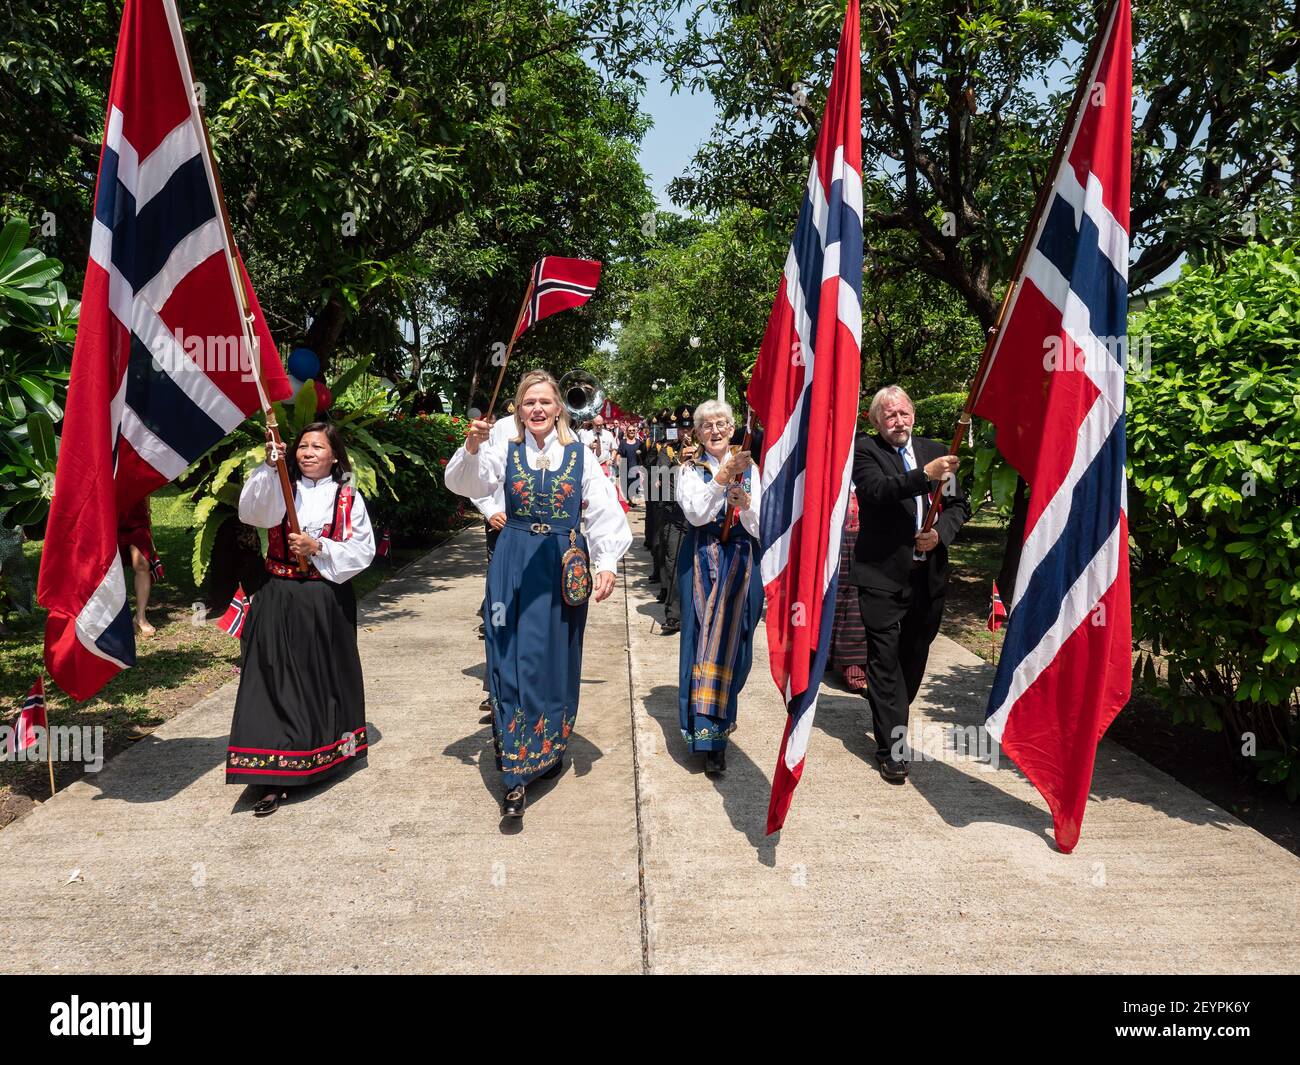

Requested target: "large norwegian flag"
[
  {"left": 37, "top": 0, "right": 290, "bottom": 701},
  {"left": 513, "top": 256, "right": 601, "bottom": 338},
  {"left": 971, "top": 0, "right": 1132, "bottom": 853},
  {"left": 750, "top": 0, "right": 862, "bottom": 835}
]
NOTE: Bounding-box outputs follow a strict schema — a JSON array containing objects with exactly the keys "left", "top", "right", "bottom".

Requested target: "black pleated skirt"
[{"left": 226, "top": 575, "right": 368, "bottom": 787}]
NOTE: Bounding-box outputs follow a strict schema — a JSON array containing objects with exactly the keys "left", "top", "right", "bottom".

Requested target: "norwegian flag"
[
  {"left": 7, "top": 677, "right": 48, "bottom": 754},
  {"left": 971, "top": 0, "right": 1132, "bottom": 853},
  {"left": 513, "top": 256, "right": 601, "bottom": 339},
  {"left": 218, "top": 584, "right": 250, "bottom": 638},
  {"left": 376, "top": 527, "right": 392, "bottom": 559},
  {"left": 36, "top": 0, "right": 291, "bottom": 701},
  {"left": 148, "top": 553, "right": 165, "bottom": 583},
  {"left": 750, "top": 0, "right": 862, "bottom": 835},
  {"left": 987, "top": 581, "right": 1007, "bottom": 633}
]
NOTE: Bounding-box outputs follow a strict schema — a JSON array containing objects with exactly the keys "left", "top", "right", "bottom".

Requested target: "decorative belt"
[{"left": 505, "top": 518, "right": 569, "bottom": 535}]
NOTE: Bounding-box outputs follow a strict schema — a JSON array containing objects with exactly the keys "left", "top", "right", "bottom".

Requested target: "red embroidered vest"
[{"left": 265, "top": 482, "right": 355, "bottom": 580}]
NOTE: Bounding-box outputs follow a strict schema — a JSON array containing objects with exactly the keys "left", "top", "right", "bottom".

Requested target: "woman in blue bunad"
[
  {"left": 445, "top": 369, "right": 632, "bottom": 821},
  {"left": 674, "top": 399, "right": 763, "bottom": 777},
  {"left": 226, "top": 422, "right": 376, "bottom": 817}
]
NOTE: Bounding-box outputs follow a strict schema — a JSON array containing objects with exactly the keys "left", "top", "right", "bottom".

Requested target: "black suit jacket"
[{"left": 850, "top": 432, "right": 970, "bottom": 597}]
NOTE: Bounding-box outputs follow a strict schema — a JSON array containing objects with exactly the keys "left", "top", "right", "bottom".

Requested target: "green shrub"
[
  {"left": 910, "top": 391, "right": 966, "bottom": 439},
  {"left": 1127, "top": 240, "right": 1300, "bottom": 799},
  {"left": 365, "top": 412, "right": 469, "bottom": 542}
]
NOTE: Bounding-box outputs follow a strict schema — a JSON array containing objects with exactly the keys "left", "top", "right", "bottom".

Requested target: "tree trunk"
[{"left": 304, "top": 295, "right": 348, "bottom": 373}]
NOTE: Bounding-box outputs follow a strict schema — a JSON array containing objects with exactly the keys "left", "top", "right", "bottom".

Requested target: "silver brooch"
[{"left": 536, "top": 455, "right": 551, "bottom": 470}]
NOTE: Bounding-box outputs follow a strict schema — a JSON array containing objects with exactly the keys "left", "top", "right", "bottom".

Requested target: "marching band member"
[
  {"left": 674, "top": 400, "right": 763, "bottom": 776},
  {"left": 226, "top": 422, "right": 375, "bottom": 816},
  {"left": 446, "top": 370, "right": 631, "bottom": 820}
]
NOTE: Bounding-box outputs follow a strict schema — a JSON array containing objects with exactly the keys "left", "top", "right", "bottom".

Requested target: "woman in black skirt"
[{"left": 226, "top": 422, "right": 376, "bottom": 815}]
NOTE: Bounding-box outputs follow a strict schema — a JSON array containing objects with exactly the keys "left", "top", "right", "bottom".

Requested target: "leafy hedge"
[
  {"left": 364, "top": 412, "right": 471, "bottom": 543},
  {"left": 1128, "top": 241, "right": 1300, "bottom": 799}
]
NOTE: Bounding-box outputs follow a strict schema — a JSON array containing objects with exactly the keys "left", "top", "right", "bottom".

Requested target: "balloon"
[
  {"left": 287, "top": 347, "right": 320, "bottom": 381},
  {"left": 313, "top": 379, "right": 333, "bottom": 411},
  {"left": 287, "top": 374, "right": 306, "bottom": 395}
]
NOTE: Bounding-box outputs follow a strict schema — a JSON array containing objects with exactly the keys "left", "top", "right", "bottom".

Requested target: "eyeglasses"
[{"left": 699, "top": 420, "right": 734, "bottom": 433}]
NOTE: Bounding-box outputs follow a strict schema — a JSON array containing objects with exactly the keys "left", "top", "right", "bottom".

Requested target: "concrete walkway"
[{"left": 0, "top": 514, "right": 1296, "bottom": 973}]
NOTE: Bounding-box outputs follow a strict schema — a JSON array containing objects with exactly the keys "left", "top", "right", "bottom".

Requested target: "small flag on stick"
[
  {"left": 987, "top": 581, "right": 1007, "bottom": 632},
  {"left": 377, "top": 527, "right": 392, "bottom": 559},
  {"left": 218, "top": 585, "right": 250, "bottom": 638}
]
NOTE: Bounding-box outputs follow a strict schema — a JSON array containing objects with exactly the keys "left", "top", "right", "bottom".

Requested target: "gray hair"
[
  {"left": 693, "top": 399, "right": 735, "bottom": 430},
  {"left": 867, "top": 385, "right": 914, "bottom": 427}
]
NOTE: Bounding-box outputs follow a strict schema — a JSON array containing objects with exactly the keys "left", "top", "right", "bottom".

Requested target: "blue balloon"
[{"left": 287, "top": 347, "right": 320, "bottom": 381}]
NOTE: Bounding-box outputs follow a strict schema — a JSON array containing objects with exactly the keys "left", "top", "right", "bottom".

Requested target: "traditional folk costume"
[
  {"left": 446, "top": 429, "right": 631, "bottom": 788},
  {"left": 829, "top": 488, "right": 869, "bottom": 690},
  {"left": 226, "top": 465, "right": 375, "bottom": 787},
  {"left": 675, "top": 451, "right": 763, "bottom": 754}
]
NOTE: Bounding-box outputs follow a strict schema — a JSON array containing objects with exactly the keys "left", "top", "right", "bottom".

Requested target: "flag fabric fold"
[
  {"left": 37, "top": 0, "right": 291, "bottom": 702},
  {"left": 514, "top": 256, "right": 601, "bottom": 339},
  {"left": 970, "top": 0, "right": 1132, "bottom": 853},
  {"left": 749, "top": 0, "right": 862, "bottom": 835}
]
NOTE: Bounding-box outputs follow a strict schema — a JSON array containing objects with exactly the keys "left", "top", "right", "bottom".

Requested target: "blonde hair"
[{"left": 511, "top": 369, "right": 575, "bottom": 445}]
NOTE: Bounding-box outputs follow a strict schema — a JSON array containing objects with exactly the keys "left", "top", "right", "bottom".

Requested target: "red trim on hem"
[
  {"left": 227, "top": 728, "right": 366, "bottom": 758},
  {"left": 226, "top": 744, "right": 369, "bottom": 776}
]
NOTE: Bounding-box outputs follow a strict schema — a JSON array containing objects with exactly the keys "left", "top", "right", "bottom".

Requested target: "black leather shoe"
[
  {"left": 876, "top": 756, "right": 909, "bottom": 784},
  {"left": 252, "top": 790, "right": 287, "bottom": 817},
  {"left": 539, "top": 757, "right": 564, "bottom": 781},
  {"left": 502, "top": 785, "right": 526, "bottom": 818},
  {"left": 704, "top": 750, "right": 725, "bottom": 776},
  {"left": 661, "top": 620, "right": 680, "bottom": 636},
  {"left": 655, "top": 588, "right": 668, "bottom": 603}
]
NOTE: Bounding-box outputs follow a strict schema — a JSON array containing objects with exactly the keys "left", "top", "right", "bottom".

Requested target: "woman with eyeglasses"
[{"left": 673, "top": 399, "right": 764, "bottom": 776}]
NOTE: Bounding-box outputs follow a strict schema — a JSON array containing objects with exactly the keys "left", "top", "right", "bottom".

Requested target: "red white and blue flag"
[
  {"left": 37, "top": 0, "right": 290, "bottom": 701},
  {"left": 750, "top": 0, "right": 862, "bottom": 835},
  {"left": 514, "top": 256, "right": 601, "bottom": 339},
  {"left": 987, "top": 581, "right": 1007, "bottom": 633},
  {"left": 218, "top": 584, "right": 250, "bottom": 638},
  {"left": 971, "top": 0, "right": 1132, "bottom": 853},
  {"left": 7, "top": 677, "right": 48, "bottom": 754}
]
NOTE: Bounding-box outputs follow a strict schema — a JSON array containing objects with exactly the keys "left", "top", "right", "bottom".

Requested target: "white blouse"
[
  {"left": 444, "top": 428, "right": 632, "bottom": 575},
  {"left": 676, "top": 450, "right": 761, "bottom": 539},
  {"left": 239, "top": 464, "right": 376, "bottom": 584}
]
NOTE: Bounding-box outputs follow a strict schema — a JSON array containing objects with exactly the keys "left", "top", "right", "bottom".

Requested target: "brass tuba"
[{"left": 559, "top": 369, "right": 606, "bottom": 424}]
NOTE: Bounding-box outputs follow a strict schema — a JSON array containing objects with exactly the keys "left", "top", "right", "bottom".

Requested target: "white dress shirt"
[
  {"left": 239, "top": 464, "right": 376, "bottom": 583},
  {"left": 579, "top": 427, "right": 616, "bottom": 466},
  {"left": 444, "top": 427, "right": 633, "bottom": 575},
  {"left": 676, "top": 450, "right": 761, "bottom": 539}
]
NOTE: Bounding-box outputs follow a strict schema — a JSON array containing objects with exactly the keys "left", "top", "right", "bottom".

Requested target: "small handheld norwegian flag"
[
  {"left": 987, "top": 581, "right": 1007, "bottom": 633},
  {"left": 8, "top": 676, "right": 48, "bottom": 755},
  {"left": 377, "top": 527, "right": 392, "bottom": 559},
  {"left": 514, "top": 256, "right": 602, "bottom": 339},
  {"left": 218, "top": 585, "right": 250, "bottom": 638}
]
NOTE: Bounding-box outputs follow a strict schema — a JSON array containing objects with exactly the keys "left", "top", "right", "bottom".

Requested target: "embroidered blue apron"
[{"left": 484, "top": 439, "right": 589, "bottom": 786}]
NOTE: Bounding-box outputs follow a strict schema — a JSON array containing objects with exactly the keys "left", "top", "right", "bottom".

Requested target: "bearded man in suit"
[{"left": 851, "top": 385, "right": 969, "bottom": 784}]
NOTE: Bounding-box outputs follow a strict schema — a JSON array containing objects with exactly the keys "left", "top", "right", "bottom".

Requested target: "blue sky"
[{"left": 634, "top": 62, "right": 719, "bottom": 210}]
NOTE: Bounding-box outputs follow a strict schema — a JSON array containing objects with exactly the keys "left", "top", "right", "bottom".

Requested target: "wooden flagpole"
[
  {"left": 44, "top": 676, "right": 55, "bottom": 799},
  {"left": 485, "top": 273, "right": 537, "bottom": 421},
  {"left": 164, "top": 0, "right": 307, "bottom": 571},
  {"left": 920, "top": 0, "right": 1122, "bottom": 536}
]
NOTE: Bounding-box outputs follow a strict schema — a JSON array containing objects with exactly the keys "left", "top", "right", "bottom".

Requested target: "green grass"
[{"left": 942, "top": 506, "right": 1010, "bottom": 662}]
